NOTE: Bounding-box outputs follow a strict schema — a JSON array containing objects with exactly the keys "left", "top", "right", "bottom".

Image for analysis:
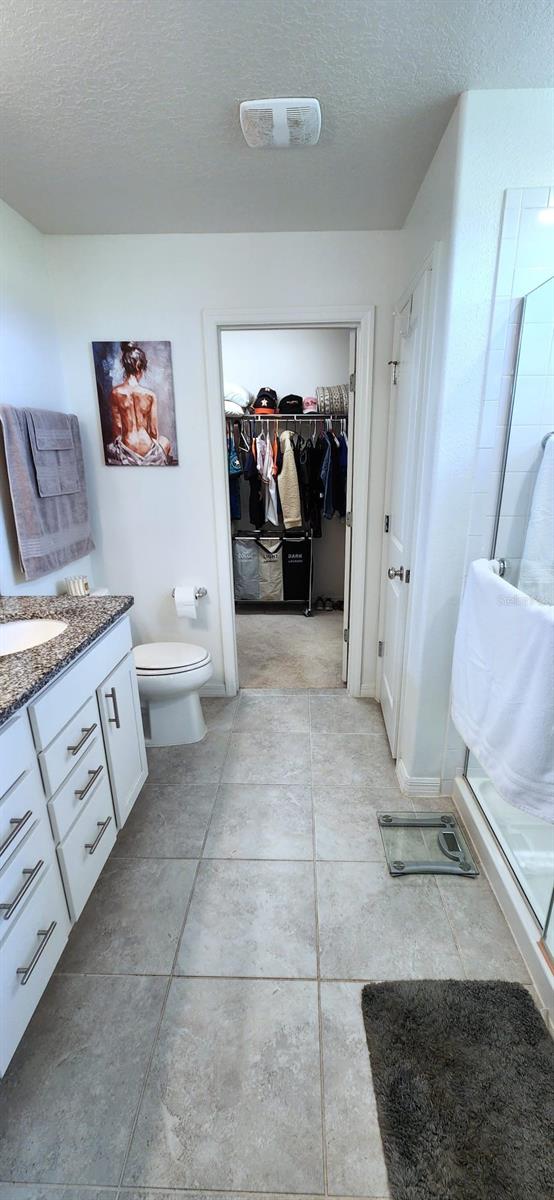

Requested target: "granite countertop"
[{"left": 0, "top": 594, "right": 134, "bottom": 727}]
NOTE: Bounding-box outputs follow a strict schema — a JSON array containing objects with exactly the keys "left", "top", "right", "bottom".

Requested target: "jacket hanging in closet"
[{"left": 278, "top": 430, "right": 302, "bottom": 529}]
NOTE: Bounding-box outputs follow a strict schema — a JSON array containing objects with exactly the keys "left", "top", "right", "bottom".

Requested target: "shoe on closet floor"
[
  {"left": 324, "top": 597, "right": 334, "bottom": 611},
  {"left": 315, "top": 596, "right": 325, "bottom": 611}
]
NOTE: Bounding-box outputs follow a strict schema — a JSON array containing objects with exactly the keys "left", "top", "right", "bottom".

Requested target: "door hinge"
[
  {"left": 349, "top": 371, "right": 356, "bottom": 391},
  {"left": 384, "top": 514, "right": 389, "bottom": 533},
  {"left": 346, "top": 511, "right": 352, "bottom": 528},
  {"left": 378, "top": 640, "right": 384, "bottom": 657},
  {"left": 405, "top": 569, "right": 411, "bottom": 583},
  {"left": 343, "top": 628, "right": 349, "bottom": 644},
  {"left": 387, "top": 360, "right": 399, "bottom": 385}
]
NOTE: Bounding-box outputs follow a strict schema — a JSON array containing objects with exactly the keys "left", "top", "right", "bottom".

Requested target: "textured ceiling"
[{"left": 0, "top": 0, "right": 552, "bottom": 234}]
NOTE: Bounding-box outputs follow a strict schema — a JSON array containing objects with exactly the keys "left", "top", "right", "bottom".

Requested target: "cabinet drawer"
[
  {"left": 38, "top": 694, "right": 100, "bottom": 798},
  {"left": 48, "top": 734, "right": 108, "bottom": 844},
  {"left": 0, "top": 763, "right": 47, "bottom": 872},
  {"left": 29, "top": 617, "right": 132, "bottom": 750},
  {"left": 0, "top": 711, "right": 35, "bottom": 798},
  {"left": 0, "top": 816, "right": 55, "bottom": 944},
  {"left": 0, "top": 863, "right": 70, "bottom": 1075},
  {"left": 57, "top": 775, "right": 116, "bottom": 920}
]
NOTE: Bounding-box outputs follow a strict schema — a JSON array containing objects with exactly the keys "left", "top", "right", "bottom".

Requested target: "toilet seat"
[{"left": 134, "top": 641, "right": 211, "bottom": 677}]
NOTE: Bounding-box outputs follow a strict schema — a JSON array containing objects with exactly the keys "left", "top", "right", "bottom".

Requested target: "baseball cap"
[{"left": 253, "top": 387, "right": 278, "bottom": 414}]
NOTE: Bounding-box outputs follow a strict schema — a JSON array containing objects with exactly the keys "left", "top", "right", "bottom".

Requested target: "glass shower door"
[{"left": 465, "top": 276, "right": 554, "bottom": 937}]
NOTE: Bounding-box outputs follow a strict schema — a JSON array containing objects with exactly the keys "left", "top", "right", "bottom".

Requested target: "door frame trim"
[
  {"left": 202, "top": 305, "right": 375, "bottom": 696},
  {"left": 376, "top": 247, "right": 442, "bottom": 754}
]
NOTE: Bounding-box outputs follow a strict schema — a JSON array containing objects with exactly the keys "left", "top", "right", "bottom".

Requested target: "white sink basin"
[{"left": 0, "top": 619, "right": 68, "bottom": 657}]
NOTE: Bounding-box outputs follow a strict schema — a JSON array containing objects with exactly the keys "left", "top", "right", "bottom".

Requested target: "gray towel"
[
  {"left": 26, "top": 408, "right": 79, "bottom": 496},
  {"left": 0, "top": 405, "right": 95, "bottom": 581}
]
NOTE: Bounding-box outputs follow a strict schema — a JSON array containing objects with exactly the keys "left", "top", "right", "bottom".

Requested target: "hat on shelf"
[
  {"left": 302, "top": 396, "right": 318, "bottom": 413},
  {"left": 253, "top": 387, "right": 278, "bottom": 414},
  {"left": 278, "top": 394, "right": 303, "bottom": 414}
]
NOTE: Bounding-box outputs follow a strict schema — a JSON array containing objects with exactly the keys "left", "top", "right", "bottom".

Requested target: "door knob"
[{"left": 388, "top": 566, "right": 404, "bottom": 581}]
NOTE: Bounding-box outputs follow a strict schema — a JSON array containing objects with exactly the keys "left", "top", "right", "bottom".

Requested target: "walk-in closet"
[{"left": 220, "top": 327, "right": 355, "bottom": 688}]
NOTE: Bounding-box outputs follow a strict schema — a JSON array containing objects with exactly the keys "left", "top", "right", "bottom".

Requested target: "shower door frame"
[{"left": 462, "top": 286, "right": 554, "bottom": 944}]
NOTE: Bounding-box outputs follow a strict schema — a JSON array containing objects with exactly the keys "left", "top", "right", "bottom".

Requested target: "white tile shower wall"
[
  {"left": 442, "top": 185, "right": 554, "bottom": 787},
  {"left": 468, "top": 187, "right": 554, "bottom": 570}
]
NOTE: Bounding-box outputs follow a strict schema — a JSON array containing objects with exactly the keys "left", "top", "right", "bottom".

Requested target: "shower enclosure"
[{"left": 465, "top": 274, "right": 554, "bottom": 956}]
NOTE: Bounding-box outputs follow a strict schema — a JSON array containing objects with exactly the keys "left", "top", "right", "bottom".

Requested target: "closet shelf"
[{"left": 228, "top": 413, "right": 347, "bottom": 421}]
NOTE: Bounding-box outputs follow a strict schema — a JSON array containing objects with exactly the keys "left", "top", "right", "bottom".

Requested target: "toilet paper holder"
[{"left": 171, "top": 587, "right": 207, "bottom": 600}]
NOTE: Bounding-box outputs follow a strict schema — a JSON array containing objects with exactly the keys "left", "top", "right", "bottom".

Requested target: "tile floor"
[
  {"left": 0, "top": 690, "right": 532, "bottom": 1199},
  {"left": 236, "top": 610, "right": 343, "bottom": 687}
]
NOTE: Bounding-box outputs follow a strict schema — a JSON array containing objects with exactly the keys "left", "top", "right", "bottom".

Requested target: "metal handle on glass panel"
[
  {"left": 85, "top": 816, "right": 112, "bottom": 855},
  {"left": 105, "top": 687, "right": 120, "bottom": 728},
  {"left": 74, "top": 765, "right": 103, "bottom": 803},
  {"left": 67, "top": 723, "right": 97, "bottom": 756},
  {"left": 0, "top": 860, "right": 44, "bottom": 921},
  {"left": 387, "top": 566, "right": 404, "bottom": 581},
  {"left": 17, "top": 922, "right": 57, "bottom": 986},
  {"left": 0, "top": 810, "right": 32, "bottom": 861}
]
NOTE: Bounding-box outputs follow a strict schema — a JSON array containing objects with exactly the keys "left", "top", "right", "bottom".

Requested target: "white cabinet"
[
  {"left": 97, "top": 653, "right": 147, "bottom": 829},
  {"left": 0, "top": 614, "right": 148, "bottom": 1075}
]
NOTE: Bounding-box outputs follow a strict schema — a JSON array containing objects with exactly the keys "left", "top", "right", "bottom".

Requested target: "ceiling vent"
[{"left": 239, "top": 98, "right": 321, "bottom": 149}]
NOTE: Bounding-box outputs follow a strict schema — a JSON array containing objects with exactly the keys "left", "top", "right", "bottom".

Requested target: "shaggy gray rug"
[{"left": 361, "top": 979, "right": 554, "bottom": 1200}]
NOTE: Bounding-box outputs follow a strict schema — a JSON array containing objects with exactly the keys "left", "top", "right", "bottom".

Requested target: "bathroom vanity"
[{"left": 0, "top": 596, "right": 147, "bottom": 1074}]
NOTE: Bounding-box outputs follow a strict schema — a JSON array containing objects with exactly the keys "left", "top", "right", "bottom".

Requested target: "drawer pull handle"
[
  {"left": 0, "top": 859, "right": 44, "bottom": 921},
  {"left": 85, "top": 816, "right": 112, "bottom": 855},
  {"left": 17, "top": 921, "right": 57, "bottom": 986},
  {"left": 67, "top": 723, "right": 97, "bottom": 756},
  {"left": 105, "top": 687, "right": 120, "bottom": 729},
  {"left": 0, "top": 810, "right": 32, "bottom": 860},
  {"left": 74, "top": 765, "right": 103, "bottom": 802}
]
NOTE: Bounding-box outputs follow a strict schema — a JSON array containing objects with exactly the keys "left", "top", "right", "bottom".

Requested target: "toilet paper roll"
[{"left": 173, "top": 585, "right": 198, "bottom": 620}]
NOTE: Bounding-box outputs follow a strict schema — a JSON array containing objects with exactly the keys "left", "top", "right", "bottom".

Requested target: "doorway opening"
[{"left": 220, "top": 325, "right": 355, "bottom": 689}]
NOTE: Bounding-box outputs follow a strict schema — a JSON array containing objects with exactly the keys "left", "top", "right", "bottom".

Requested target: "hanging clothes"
[
  {"left": 337, "top": 432, "right": 348, "bottom": 519},
  {"left": 278, "top": 430, "right": 303, "bottom": 529},
  {"left": 228, "top": 432, "right": 242, "bottom": 521},
  {"left": 244, "top": 438, "right": 264, "bottom": 528},
  {"left": 256, "top": 431, "right": 279, "bottom": 525}
]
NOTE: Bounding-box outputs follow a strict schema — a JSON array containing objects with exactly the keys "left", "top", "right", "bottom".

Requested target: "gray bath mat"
[{"left": 361, "top": 980, "right": 554, "bottom": 1200}]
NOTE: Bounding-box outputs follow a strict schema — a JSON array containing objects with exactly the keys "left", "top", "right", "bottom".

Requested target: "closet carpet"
[
  {"left": 0, "top": 690, "right": 538, "bottom": 1198},
  {"left": 236, "top": 609, "right": 344, "bottom": 687}
]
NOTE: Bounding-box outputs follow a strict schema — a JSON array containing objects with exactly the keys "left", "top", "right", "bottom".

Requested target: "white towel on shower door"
[
  {"left": 518, "top": 433, "right": 554, "bottom": 606},
  {"left": 451, "top": 558, "right": 554, "bottom": 823}
]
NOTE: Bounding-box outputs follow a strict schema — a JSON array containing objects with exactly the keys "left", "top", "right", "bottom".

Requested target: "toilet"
[{"left": 133, "top": 642, "right": 213, "bottom": 747}]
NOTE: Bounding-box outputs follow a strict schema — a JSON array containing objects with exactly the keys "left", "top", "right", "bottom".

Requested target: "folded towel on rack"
[
  {"left": 518, "top": 433, "right": 554, "bottom": 605},
  {"left": 26, "top": 407, "right": 79, "bottom": 496},
  {"left": 0, "top": 405, "right": 95, "bottom": 581},
  {"left": 451, "top": 558, "right": 554, "bottom": 823}
]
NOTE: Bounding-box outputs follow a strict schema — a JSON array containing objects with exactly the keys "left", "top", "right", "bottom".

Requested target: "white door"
[
  {"left": 380, "top": 272, "right": 430, "bottom": 754},
  {"left": 97, "top": 653, "right": 148, "bottom": 828},
  {"left": 342, "top": 329, "right": 356, "bottom": 682}
]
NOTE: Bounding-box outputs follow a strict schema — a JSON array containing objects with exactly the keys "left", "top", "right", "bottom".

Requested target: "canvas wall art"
[{"left": 92, "top": 340, "right": 179, "bottom": 466}]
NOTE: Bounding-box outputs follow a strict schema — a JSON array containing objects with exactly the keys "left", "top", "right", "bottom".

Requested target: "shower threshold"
[{"left": 378, "top": 811, "right": 479, "bottom": 877}]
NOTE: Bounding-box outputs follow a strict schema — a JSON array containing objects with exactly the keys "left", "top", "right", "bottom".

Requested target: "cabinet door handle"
[
  {"left": 67, "top": 723, "right": 97, "bottom": 756},
  {"left": 17, "top": 922, "right": 57, "bottom": 986},
  {"left": 0, "top": 810, "right": 32, "bottom": 860},
  {"left": 74, "top": 765, "right": 103, "bottom": 802},
  {"left": 105, "top": 687, "right": 120, "bottom": 729},
  {"left": 0, "top": 859, "right": 44, "bottom": 921},
  {"left": 85, "top": 815, "right": 112, "bottom": 855}
]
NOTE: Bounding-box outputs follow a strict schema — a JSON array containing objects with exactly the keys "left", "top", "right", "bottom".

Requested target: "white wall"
[
  {"left": 47, "top": 232, "right": 404, "bottom": 692},
  {"left": 222, "top": 326, "right": 350, "bottom": 600},
  {"left": 0, "top": 200, "right": 94, "bottom": 595},
  {"left": 397, "top": 89, "right": 554, "bottom": 793},
  {"left": 221, "top": 327, "right": 350, "bottom": 400}
]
